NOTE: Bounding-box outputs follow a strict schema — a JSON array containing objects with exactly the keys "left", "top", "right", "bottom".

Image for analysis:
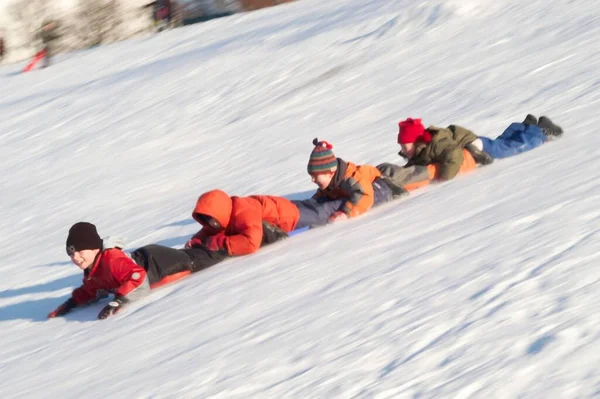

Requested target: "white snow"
[{"left": 1, "top": 0, "right": 600, "bottom": 397}]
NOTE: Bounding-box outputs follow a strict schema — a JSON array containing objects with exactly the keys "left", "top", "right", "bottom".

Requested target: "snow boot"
[
  {"left": 538, "top": 116, "right": 563, "bottom": 140},
  {"left": 523, "top": 114, "right": 538, "bottom": 126},
  {"left": 466, "top": 141, "right": 494, "bottom": 165}
]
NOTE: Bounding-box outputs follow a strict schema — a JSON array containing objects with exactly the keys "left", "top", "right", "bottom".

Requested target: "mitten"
[
  {"left": 98, "top": 296, "right": 129, "bottom": 320},
  {"left": 48, "top": 298, "right": 77, "bottom": 318},
  {"left": 204, "top": 233, "right": 227, "bottom": 252}
]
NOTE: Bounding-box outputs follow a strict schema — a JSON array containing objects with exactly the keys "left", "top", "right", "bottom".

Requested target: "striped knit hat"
[{"left": 307, "top": 138, "right": 338, "bottom": 175}]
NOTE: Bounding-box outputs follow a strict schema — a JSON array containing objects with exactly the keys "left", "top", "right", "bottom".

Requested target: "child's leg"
[
  {"left": 482, "top": 123, "right": 546, "bottom": 159},
  {"left": 292, "top": 198, "right": 344, "bottom": 229},
  {"left": 132, "top": 244, "right": 222, "bottom": 283},
  {"left": 372, "top": 179, "right": 394, "bottom": 205},
  {"left": 377, "top": 163, "right": 433, "bottom": 192}
]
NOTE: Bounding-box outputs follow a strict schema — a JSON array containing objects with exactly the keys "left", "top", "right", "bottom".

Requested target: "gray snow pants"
[{"left": 292, "top": 179, "right": 393, "bottom": 229}]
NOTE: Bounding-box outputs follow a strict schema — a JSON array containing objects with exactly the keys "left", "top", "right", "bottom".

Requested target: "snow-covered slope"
[{"left": 1, "top": 0, "right": 600, "bottom": 397}]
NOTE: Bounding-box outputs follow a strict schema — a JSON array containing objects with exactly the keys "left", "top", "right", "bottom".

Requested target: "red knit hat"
[{"left": 397, "top": 118, "right": 431, "bottom": 144}]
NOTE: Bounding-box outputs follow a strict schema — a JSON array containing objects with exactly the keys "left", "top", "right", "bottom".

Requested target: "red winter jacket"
[
  {"left": 71, "top": 249, "right": 148, "bottom": 305},
  {"left": 188, "top": 190, "right": 300, "bottom": 256}
]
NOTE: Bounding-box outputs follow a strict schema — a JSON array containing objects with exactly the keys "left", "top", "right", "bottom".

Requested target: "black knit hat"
[{"left": 66, "top": 222, "right": 102, "bottom": 256}]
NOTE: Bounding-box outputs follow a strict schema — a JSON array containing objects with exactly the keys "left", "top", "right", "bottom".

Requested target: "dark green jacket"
[{"left": 409, "top": 125, "right": 477, "bottom": 181}]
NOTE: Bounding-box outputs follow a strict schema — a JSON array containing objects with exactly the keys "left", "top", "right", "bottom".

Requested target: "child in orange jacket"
[
  {"left": 294, "top": 138, "right": 406, "bottom": 225},
  {"left": 185, "top": 190, "right": 300, "bottom": 256}
]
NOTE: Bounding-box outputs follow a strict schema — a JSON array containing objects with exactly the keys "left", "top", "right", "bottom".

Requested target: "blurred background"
[{"left": 0, "top": 0, "right": 295, "bottom": 65}]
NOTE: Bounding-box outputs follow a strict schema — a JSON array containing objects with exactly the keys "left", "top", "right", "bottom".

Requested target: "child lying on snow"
[
  {"left": 184, "top": 189, "right": 301, "bottom": 255},
  {"left": 376, "top": 117, "right": 487, "bottom": 192},
  {"left": 376, "top": 115, "right": 563, "bottom": 191},
  {"left": 291, "top": 138, "right": 407, "bottom": 227},
  {"left": 50, "top": 191, "right": 307, "bottom": 320},
  {"left": 48, "top": 222, "right": 227, "bottom": 320},
  {"left": 386, "top": 117, "right": 492, "bottom": 178}
]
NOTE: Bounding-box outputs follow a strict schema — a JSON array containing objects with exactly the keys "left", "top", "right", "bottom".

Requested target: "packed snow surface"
[{"left": 1, "top": 0, "right": 600, "bottom": 397}]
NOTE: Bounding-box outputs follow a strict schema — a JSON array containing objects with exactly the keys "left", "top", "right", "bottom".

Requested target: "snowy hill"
[{"left": 1, "top": 0, "right": 600, "bottom": 397}]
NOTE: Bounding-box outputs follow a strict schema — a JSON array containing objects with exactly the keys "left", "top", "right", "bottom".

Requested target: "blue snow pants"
[{"left": 480, "top": 123, "right": 547, "bottom": 159}]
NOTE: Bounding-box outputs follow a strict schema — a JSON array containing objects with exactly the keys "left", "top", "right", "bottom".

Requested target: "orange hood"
[{"left": 192, "top": 189, "right": 233, "bottom": 229}]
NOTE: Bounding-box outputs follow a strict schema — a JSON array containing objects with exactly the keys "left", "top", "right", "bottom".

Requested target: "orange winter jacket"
[
  {"left": 189, "top": 190, "right": 300, "bottom": 256},
  {"left": 314, "top": 158, "right": 382, "bottom": 217}
]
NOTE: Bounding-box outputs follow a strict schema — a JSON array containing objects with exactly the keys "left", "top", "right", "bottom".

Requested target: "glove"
[
  {"left": 184, "top": 238, "right": 199, "bottom": 249},
  {"left": 97, "top": 296, "right": 129, "bottom": 320},
  {"left": 185, "top": 234, "right": 204, "bottom": 249},
  {"left": 102, "top": 236, "right": 127, "bottom": 250},
  {"left": 329, "top": 211, "right": 348, "bottom": 223},
  {"left": 48, "top": 298, "right": 77, "bottom": 318},
  {"left": 203, "top": 233, "right": 227, "bottom": 252}
]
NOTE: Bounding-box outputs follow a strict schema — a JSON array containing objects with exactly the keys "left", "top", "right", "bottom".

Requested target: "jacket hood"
[{"left": 192, "top": 189, "right": 232, "bottom": 229}]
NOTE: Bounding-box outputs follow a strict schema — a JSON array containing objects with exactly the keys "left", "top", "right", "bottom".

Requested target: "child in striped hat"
[
  {"left": 307, "top": 138, "right": 339, "bottom": 190},
  {"left": 301, "top": 138, "right": 406, "bottom": 224}
]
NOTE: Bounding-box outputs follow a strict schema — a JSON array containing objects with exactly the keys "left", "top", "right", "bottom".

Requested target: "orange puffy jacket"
[
  {"left": 314, "top": 159, "right": 382, "bottom": 217},
  {"left": 189, "top": 190, "right": 300, "bottom": 256}
]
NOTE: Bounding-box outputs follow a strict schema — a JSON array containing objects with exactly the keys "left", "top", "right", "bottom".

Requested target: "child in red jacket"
[{"left": 48, "top": 222, "right": 225, "bottom": 320}]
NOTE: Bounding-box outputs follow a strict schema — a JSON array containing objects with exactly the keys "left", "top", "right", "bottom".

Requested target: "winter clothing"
[
  {"left": 70, "top": 249, "right": 150, "bottom": 306},
  {"left": 47, "top": 298, "right": 77, "bottom": 318},
  {"left": 130, "top": 244, "right": 225, "bottom": 287},
  {"left": 401, "top": 122, "right": 479, "bottom": 181},
  {"left": 480, "top": 122, "right": 547, "bottom": 159},
  {"left": 49, "top": 242, "right": 227, "bottom": 319},
  {"left": 292, "top": 177, "right": 397, "bottom": 229},
  {"left": 378, "top": 149, "right": 478, "bottom": 191},
  {"left": 537, "top": 116, "right": 563, "bottom": 140},
  {"left": 308, "top": 139, "right": 338, "bottom": 175},
  {"left": 372, "top": 178, "right": 394, "bottom": 205},
  {"left": 465, "top": 141, "right": 494, "bottom": 165},
  {"left": 66, "top": 222, "right": 103, "bottom": 255},
  {"left": 293, "top": 198, "right": 344, "bottom": 229},
  {"left": 313, "top": 158, "right": 383, "bottom": 218},
  {"left": 0, "top": 37, "right": 5, "bottom": 61},
  {"left": 523, "top": 114, "right": 538, "bottom": 125},
  {"left": 398, "top": 118, "right": 431, "bottom": 144},
  {"left": 98, "top": 297, "right": 127, "bottom": 319},
  {"left": 102, "top": 236, "right": 127, "bottom": 250},
  {"left": 377, "top": 163, "right": 432, "bottom": 192},
  {"left": 188, "top": 190, "right": 300, "bottom": 256}
]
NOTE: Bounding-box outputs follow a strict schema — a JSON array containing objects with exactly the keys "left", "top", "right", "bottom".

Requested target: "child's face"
[
  {"left": 311, "top": 172, "right": 334, "bottom": 190},
  {"left": 70, "top": 249, "right": 100, "bottom": 271},
  {"left": 400, "top": 143, "right": 416, "bottom": 159}
]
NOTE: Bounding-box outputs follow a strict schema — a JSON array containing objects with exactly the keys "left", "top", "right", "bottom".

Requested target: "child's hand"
[
  {"left": 48, "top": 298, "right": 76, "bottom": 318},
  {"left": 329, "top": 211, "right": 348, "bottom": 223},
  {"left": 204, "top": 233, "right": 227, "bottom": 252},
  {"left": 98, "top": 297, "right": 128, "bottom": 320},
  {"left": 185, "top": 236, "right": 202, "bottom": 249}
]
